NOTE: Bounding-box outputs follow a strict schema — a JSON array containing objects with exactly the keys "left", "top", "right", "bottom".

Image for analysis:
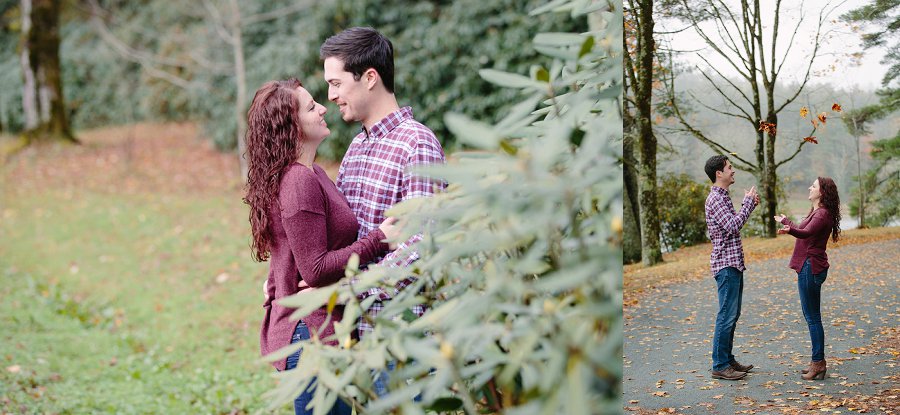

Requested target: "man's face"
[
  {"left": 720, "top": 160, "right": 736, "bottom": 185},
  {"left": 324, "top": 57, "right": 367, "bottom": 123}
]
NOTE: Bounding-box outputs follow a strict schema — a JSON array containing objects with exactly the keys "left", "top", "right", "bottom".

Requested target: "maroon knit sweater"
[
  {"left": 260, "top": 163, "right": 387, "bottom": 370},
  {"left": 781, "top": 207, "right": 834, "bottom": 275}
]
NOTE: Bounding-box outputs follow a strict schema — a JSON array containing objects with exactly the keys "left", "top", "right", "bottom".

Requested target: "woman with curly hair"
[
  {"left": 774, "top": 177, "right": 841, "bottom": 381},
  {"left": 244, "top": 78, "right": 399, "bottom": 415}
]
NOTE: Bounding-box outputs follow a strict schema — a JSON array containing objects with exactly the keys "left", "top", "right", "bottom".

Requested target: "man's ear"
[{"left": 364, "top": 68, "right": 379, "bottom": 91}]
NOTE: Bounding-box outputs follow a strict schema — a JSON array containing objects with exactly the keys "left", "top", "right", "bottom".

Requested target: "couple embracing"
[
  {"left": 703, "top": 155, "right": 841, "bottom": 382},
  {"left": 244, "top": 27, "right": 445, "bottom": 414}
]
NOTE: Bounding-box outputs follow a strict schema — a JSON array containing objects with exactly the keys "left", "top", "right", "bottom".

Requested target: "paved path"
[{"left": 624, "top": 238, "right": 900, "bottom": 414}]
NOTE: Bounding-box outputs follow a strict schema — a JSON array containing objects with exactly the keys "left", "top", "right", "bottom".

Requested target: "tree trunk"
[
  {"left": 764, "top": 113, "right": 777, "bottom": 237},
  {"left": 623, "top": 111, "right": 642, "bottom": 264},
  {"left": 636, "top": 0, "right": 662, "bottom": 265},
  {"left": 856, "top": 131, "right": 866, "bottom": 228},
  {"left": 229, "top": 0, "right": 249, "bottom": 183},
  {"left": 20, "top": 0, "right": 77, "bottom": 144}
]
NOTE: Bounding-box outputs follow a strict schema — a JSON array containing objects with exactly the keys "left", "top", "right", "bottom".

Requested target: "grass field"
[{"left": 0, "top": 124, "right": 347, "bottom": 414}]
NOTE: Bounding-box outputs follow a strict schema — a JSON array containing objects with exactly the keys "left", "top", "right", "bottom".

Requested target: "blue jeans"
[
  {"left": 797, "top": 258, "right": 828, "bottom": 362},
  {"left": 372, "top": 361, "right": 394, "bottom": 397},
  {"left": 712, "top": 267, "right": 744, "bottom": 371},
  {"left": 284, "top": 322, "right": 352, "bottom": 415}
]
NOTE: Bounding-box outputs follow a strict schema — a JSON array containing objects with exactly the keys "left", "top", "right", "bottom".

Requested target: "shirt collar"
[
  {"left": 711, "top": 185, "right": 729, "bottom": 196},
  {"left": 362, "top": 106, "right": 414, "bottom": 140}
]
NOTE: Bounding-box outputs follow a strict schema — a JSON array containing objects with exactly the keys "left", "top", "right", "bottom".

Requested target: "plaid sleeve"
[
  {"left": 710, "top": 193, "right": 753, "bottom": 234},
  {"left": 401, "top": 134, "right": 446, "bottom": 201}
]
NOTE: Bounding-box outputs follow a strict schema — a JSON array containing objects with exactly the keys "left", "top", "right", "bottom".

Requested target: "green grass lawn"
[{"left": 0, "top": 126, "right": 294, "bottom": 414}]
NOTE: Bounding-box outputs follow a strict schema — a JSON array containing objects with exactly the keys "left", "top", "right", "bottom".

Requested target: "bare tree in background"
[{"left": 663, "top": 0, "right": 841, "bottom": 237}]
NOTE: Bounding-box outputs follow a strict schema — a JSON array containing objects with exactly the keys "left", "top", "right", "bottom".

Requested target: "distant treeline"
[{"left": 0, "top": 0, "right": 586, "bottom": 160}]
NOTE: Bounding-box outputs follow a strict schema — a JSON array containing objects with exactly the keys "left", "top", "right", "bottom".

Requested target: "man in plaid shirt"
[
  {"left": 321, "top": 28, "right": 446, "bottom": 339},
  {"left": 704, "top": 155, "right": 758, "bottom": 381}
]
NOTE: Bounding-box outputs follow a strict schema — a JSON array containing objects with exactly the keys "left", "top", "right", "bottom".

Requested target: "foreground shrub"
[{"left": 266, "top": 2, "right": 623, "bottom": 414}]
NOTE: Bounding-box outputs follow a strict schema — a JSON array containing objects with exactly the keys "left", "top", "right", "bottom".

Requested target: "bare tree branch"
[
  {"left": 776, "top": 125, "right": 816, "bottom": 167},
  {"left": 696, "top": 54, "right": 755, "bottom": 108},
  {"left": 664, "top": 69, "right": 757, "bottom": 171},
  {"left": 202, "top": 0, "right": 236, "bottom": 45},
  {"left": 86, "top": 0, "right": 196, "bottom": 90},
  {"left": 678, "top": 0, "right": 752, "bottom": 82},
  {"left": 775, "top": 1, "right": 842, "bottom": 113}
]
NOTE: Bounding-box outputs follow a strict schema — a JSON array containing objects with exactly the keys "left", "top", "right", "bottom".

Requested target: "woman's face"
[
  {"left": 808, "top": 179, "right": 821, "bottom": 202},
  {"left": 295, "top": 86, "right": 329, "bottom": 144}
]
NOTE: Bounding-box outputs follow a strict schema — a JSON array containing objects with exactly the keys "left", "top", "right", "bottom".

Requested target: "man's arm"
[
  {"left": 386, "top": 136, "right": 446, "bottom": 267},
  {"left": 711, "top": 193, "right": 756, "bottom": 234}
]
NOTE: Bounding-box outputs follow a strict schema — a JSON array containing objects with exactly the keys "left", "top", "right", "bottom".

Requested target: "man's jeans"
[
  {"left": 797, "top": 258, "right": 828, "bottom": 362},
  {"left": 284, "top": 321, "right": 352, "bottom": 415},
  {"left": 712, "top": 267, "right": 744, "bottom": 372}
]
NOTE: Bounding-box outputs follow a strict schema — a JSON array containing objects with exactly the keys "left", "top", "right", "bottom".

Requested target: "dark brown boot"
[
  {"left": 730, "top": 360, "right": 754, "bottom": 372},
  {"left": 801, "top": 359, "right": 826, "bottom": 380},
  {"left": 712, "top": 367, "right": 747, "bottom": 380}
]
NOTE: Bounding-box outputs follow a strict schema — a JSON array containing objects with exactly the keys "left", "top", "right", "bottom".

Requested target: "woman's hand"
[
  {"left": 378, "top": 216, "right": 402, "bottom": 250},
  {"left": 777, "top": 224, "right": 790, "bottom": 235},
  {"left": 773, "top": 214, "right": 786, "bottom": 223}
]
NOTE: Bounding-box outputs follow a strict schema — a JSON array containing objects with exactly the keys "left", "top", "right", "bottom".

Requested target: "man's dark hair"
[
  {"left": 704, "top": 155, "right": 729, "bottom": 183},
  {"left": 320, "top": 27, "right": 395, "bottom": 93}
]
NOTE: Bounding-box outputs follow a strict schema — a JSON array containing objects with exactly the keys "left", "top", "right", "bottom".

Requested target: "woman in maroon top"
[
  {"left": 774, "top": 177, "right": 841, "bottom": 381},
  {"left": 243, "top": 78, "right": 399, "bottom": 415}
]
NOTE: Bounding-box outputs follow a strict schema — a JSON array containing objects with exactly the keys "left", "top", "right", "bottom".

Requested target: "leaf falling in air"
[
  {"left": 803, "top": 136, "right": 818, "bottom": 144},
  {"left": 800, "top": 107, "right": 809, "bottom": 118},
  {"left": 817, "top": 113, "right": 827, "bottom": 124},
  {"left": 758, "top": 121, "right": 777, "bottom": 136},
  {"left": 832, "top": 103, "right": 842, "bottom": 112}
]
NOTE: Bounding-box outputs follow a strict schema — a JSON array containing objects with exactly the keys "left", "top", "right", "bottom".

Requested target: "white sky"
[{"left": 657, "top": 0, "right": 891, "bottom": 91}]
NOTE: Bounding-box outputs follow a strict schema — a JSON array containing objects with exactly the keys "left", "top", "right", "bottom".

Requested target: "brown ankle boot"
[
  {"left": 800, "top": 361, "right": 813, "bottom": 374},
  {"left": 801, "top": 359, "right": 826, "bottom": 380}
]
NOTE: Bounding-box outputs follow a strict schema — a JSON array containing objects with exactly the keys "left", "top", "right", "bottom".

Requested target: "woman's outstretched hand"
[
  {"left": 378, "top": 216, "right": 402, "bottom": 250},
  {"left": 773, "top": 214, "right": 786, "bottom": 223},
  {"left": 777, "top": 224, "right": 790, "bottom": 235}
]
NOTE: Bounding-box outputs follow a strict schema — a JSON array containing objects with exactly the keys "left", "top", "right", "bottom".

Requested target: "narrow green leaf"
[
  {"left": 499, "top": 139, "right": 518, "bottom": 156},
  {"left": 479, "top": 69, "right": 542, "bottom": 89},
  {"left": 445, "top": 112, "right": 501, "bottom": 149},
  {"left": 535, "top": 67, "right": 550, "bottom": 83},
  {"left": 578, "top": 36, "right": 595, "bottom": 58},
  {"left": 534, "top": 32, "right": 585, "bottom": 47}
]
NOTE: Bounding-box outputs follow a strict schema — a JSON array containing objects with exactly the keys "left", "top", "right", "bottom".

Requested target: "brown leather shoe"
[
  {"left": 730, "top": 360, "right": 754, "bottom": 372},
  {"left": 801, "top": 359, "right": 826, "bottom": 380},
  {"left": 712, "top": 367, "right": 747, "bottom": 380}
]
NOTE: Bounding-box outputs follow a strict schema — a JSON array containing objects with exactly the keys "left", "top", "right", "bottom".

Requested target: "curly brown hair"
[
  {"left": 242, "top": 78, "right": 303, "bottom": 261},
  {"left": 809, "top": 176, "right": 841, "bottom": 243}
]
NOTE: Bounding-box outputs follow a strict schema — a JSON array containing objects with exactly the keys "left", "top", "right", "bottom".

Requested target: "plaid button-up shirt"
[
  {"left": 336, "top": 106, "right": 446, "bottom": 334},
  {"left": 705, "top": 185, "right": 757, "bottom": 277}
]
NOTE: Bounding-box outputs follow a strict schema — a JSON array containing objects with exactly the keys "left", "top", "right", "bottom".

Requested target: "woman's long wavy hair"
[
  {"left": 243, "top": 78, "right": 303, "bottom": 261},
  {"left": 810, "top": 176, "right": 841, "bottom": 242}
]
